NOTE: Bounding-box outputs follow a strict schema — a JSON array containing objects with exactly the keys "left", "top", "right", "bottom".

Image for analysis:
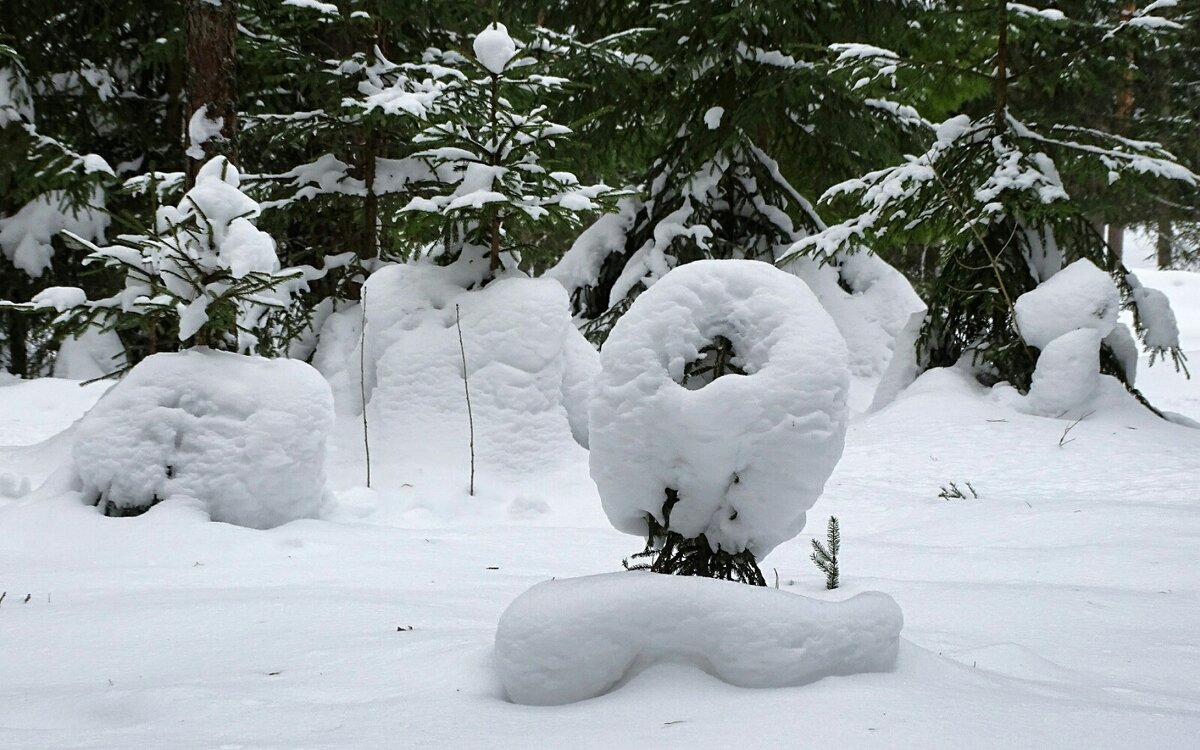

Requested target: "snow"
[
  {"left": 590, "top": 260, "right": 849, "bottom": 558},
  {"left": 29, "top": 285, "right": 87, "bottom": 311},
  {"left": 1127, "top": 271, "right": 1180, "bottom": 350},
  {"left": 3, "top": 346, "right": 1200, "bottom": 746},
  {"left": 282, "top": 0, "right": 339, "bottom": 14},
  {"left": 783, "top": 251, "right": 926, "bottom": 412},
  {"left": 71, "top": 348, "right": 333, "bottom": 529},
  {"left": 1013, "top": 258, "right": 1119, "bottom": 350},
  {"left": 350, "top": 261, "right": 600, "bottom": 523},
  {"left": 53, "top": 328, "right": 126, "bottom": 380},
  {"left": 0, "top": 188, "right": 109, "bottom": 277},
  {"left": 1024, "top": 328, "right": 1103, "bottom": 416},
  {"left": 495, "top": 573, "right": 902, "bottom": 705},
  {"left": 3, "top": 250, "right": 1200, "bottom": 747},
  {"left": 473, "top": 22, "right": 517, "bottom": 75},
  {"left": 185, "top": 105, "right": 224, "bottom": 160},
  {"left": 545, "top": 198, "right": 638, "bottom": 292},
  {"left": 702, "top": 106, "right": 724, "bottom": 129}
]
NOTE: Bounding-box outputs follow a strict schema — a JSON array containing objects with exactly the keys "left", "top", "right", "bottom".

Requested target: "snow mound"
[
  {"left": 1014, "top": 259, "right": 1119, "bottom": 350},
  {"left": 72, "top": 348, "right": 333, "bottom": 529},
  {"left": 473, "top": 22, "right": 517, "bottom": 75},
  {"left": 590, "top": 259, "right": 849, "bottom": 558},
  {"left": 53, "top": 328, "right": 126, "bottom": 380},
  {"left": 1026, "top": 328, "right": 1102, "bottom": 416},
  {"left": 785, "top": 252, "right": 926, "bottom": 411},
  {"left": 356, "top": 262, "right": 596, "bottom": 510},
  {"left": 495, "top": 573, "right": 903, "bottom": 705}
]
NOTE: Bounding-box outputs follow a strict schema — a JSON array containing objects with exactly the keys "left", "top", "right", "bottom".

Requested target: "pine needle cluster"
[{"left": 810, "top": 516, "right": 840, "bottom": 590}]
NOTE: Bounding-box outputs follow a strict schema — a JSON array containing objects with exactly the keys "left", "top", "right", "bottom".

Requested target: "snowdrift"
[
  {"left": 73, "top": 348, "right": 333, "bottom": 528},
  {"left": 495, "top": 573, "right": 903, "bottom": 705}
]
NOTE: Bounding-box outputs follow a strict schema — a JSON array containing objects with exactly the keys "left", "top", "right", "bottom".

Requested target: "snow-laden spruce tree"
[
  {"left": 590, "top": 260, "right": 850, "bottom": 585},
  {"left": 790, "top": 0, "right": 1195, "bottom": 401},
  {"left": 23, "top": 157, "right": 305, "bottom": 363},
  {"left": 542, "top": 0, "right": 924, "bottom": 342},
  {"left": 385, "top": 20, "right": 620, "bottom": 284},
  {"left": 0, "top": 44, "right": 115, "bottom": 376}
]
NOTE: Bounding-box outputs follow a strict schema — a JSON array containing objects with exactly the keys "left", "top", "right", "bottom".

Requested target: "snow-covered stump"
[
  {"left": 495, "top": 573, "right": 904, "bottom": 706},
  {"left": 73, "top": 348, "right": 333, "bottom": 528}
]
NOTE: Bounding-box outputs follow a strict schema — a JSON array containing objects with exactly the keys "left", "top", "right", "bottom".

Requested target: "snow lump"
[
  {"left": 589, "top": 259, "right": 850, "bottom": 559},
  {"left": 72, "top": 348, "right": 334, "bottom": 528},
  {"left": 495, "top": 573, "right": 903, "bottom": 705}
]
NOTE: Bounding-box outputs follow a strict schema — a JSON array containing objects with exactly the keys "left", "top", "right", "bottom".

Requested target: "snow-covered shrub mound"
[
  {"left": 495, "top": 573, "right": 903, "bottom": 705},
  {"left": 1013, "top": 259, "right": 1129, "bottom": 415},
  {"left": 1014, "top": 259, "right": 1119, "bottom": 350},
  {"left": 1026, "top": 328, "right": 1102, "bottom": 415},
  {"left": 53, "top": 328, "right": 126, "bottom": 380},
  {"left": 360, "top": 262, "right": 596, "bottom": 479},
  {"left": 590, "top": 259, "right": 849, "bottom": 559},
  {"left": 73, "top": 348, "right": 333, "bottom": 528},
  {"left": 785, "top": 252, "right": 926, "bottom": 411}
]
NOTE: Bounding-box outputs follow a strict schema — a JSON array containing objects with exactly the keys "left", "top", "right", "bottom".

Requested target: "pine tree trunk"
[
  {"left": 184, "top": 0, "right": 239, "bottom": 187},
  {"left": 1107, "top": 224, "right": 1125, "bottom": 261},
  {"left": 1157, "top": 219, "right": 1174, "bottom": 269},
  {"left": 362, "top": 129, "right": 380, "bottom": 262},
  {"left": 993, "top": 0, "right": 1008, "bottom": 134},
  {"left": 5, "top": 310, "right": 27, "bottom": 378}
]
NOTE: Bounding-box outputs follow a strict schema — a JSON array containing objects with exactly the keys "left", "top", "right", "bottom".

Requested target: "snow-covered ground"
[{"left": 2, "top": 259, "right": 1199, "bottom": 748}]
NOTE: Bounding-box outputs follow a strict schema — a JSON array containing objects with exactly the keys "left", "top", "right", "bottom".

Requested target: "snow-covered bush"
[
  {"left": 590, "top": 259, "right": 849, "bottom": 583},
  {"left": 350, "top": 260, "right": 597, "bottom": 507},
  {"left": 52, "top": 328, "right": 125, "bottom": 380},
  {"left": 1013, "top": 259, "right": 1130, "bottom": 415},
  {"left": 41, "top": 157, "right": 305, "bottom": 357},
  {"left": 73, "top": 348, "right": 333, "bottom": 528},
  {"left": 370, "top": 21, "right": 619, "bottom": 280},
  {"left": 494, "top": 573, "right": 903, "bottom": 705}
]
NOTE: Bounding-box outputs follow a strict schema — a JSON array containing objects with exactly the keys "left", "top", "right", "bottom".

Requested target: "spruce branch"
[{"left": 809, "top": 516, "right": 840, "bottom": 590}]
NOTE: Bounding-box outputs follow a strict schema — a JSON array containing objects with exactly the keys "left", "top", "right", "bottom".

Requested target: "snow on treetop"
[
  {"left": 589, "top": 259, "right": 849, "bottom": 559},
  {"left": 473, "top": 22, "right": 517, "bottom": 75}
]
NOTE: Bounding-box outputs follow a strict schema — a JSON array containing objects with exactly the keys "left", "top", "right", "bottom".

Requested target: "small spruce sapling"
[{"left": 810, "top": 516, "right": 840, "bottom": 590}]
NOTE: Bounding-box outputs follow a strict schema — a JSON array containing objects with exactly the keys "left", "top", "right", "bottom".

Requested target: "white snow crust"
[
  {"left": 590, "top": 259, "right": 849, "bottom": 558},
  {"left": 495, "top": 572, "right": 903, "bottom": 705},
  {"left": 1014, "top": 259, "right": 1119, "bottom": 350},
  {"left": 72, "top": 348, "right": 333, "bottom": 529}
]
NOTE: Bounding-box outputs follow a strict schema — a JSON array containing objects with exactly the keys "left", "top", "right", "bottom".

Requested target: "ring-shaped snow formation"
[
  {"left": 589, "top": 259, "right": 850, "bottom": 558},
  {"left": 495, "top": 573, "right": 903, "bottom": 705}
]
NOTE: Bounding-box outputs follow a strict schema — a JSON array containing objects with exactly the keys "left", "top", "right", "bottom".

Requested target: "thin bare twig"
[{"left": 455, "top": 304, "right": 475, "bottom": 496}]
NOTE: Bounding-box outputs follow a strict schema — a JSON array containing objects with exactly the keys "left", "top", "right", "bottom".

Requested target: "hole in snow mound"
[{"left": 681, "top": 335, "right": 746, "bottom": 390}]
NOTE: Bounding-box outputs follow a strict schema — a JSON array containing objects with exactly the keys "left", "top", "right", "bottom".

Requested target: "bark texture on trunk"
[
  {"left": 185, "top": 0, "right": 239, "bottom": 186},
  {"left": 1157, "top": 219, "right": 1174, "bottom": 269}
]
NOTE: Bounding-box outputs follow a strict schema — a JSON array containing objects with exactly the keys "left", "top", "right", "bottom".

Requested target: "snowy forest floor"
[{"left": 2, "top": 249, "right": 1199, "bottom": 748}]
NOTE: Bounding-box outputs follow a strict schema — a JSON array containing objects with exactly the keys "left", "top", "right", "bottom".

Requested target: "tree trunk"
[
  {"left": 993, "top": 0, "right": 1008, "bottom": 134},
  {"left": 184, "top": 0, "right": 239, "bottom": 187},
  {"left": 1157, "top": 219, "right": 1174, "bottom": 269},
  {"left": 5, "top": 310, "right": 28, "bottom": 378},
  {"left": 1107, "top": 224, "right": 1125, "bottom": 261}
]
